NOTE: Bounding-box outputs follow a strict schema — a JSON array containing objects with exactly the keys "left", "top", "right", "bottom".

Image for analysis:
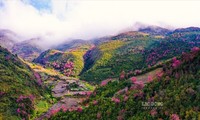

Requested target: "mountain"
[
  {"left": 50, "top": 47, "right": 200, "bottom": 120},
  {"left": 31, "top": 26, "right": 200, "bottom": 83},
  {"left": 138, "top": 25, "right": 172, "bottom": 36},
  {"left": 111, "top": 31, "right": 149, "bottom": 40},
  {"left": 90, "top": 36, "right": 112, "bottom": 45},
  {"left": 12, "top": 38, "right": 44, "bottom": 61},
  {"left": 0, "top": 29, "right": 19, "bottom": 51},
  {"left": 80, "top": 27, "right": 200, "bottom": 83},
  {"left": 0, "top": 46, "right": 50, "bottom": 119},
  {"left": 0, "top": 30, "right": 45, "bottom": 61},
  {"left": 80, "top": 34, "right": 156, "bottom": 83},
  {"left": 33, "top": 43, "right": 92, "bottom": 77},
  {"left": 1, "top": 26, "right": 200, "bottom": 119},
  {"left": 55, "top": 39, "right": 93, "bottom": 52},
  {"left": 173, "top": 27, "right": 200, "bottom": 33}
]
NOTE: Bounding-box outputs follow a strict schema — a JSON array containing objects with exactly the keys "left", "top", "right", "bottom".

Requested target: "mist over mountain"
[
  {"left": 1, "top": 0, "right": 200, "bottom": 119},
  {"left": 0, "top": 29, "right": 21, "bottom": 50},
  {"left": 1, "top": 0, "right": 200, "bottom": 48}
]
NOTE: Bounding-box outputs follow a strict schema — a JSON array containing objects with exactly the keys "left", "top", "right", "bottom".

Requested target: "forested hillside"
[{"left": 51, "top": 47, "right": 200, "bottom": 120}]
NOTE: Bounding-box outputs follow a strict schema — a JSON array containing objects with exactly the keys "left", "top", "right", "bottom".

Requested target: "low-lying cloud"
[{"left": 0, "top": 0, "right": 200, "bottom": 48}]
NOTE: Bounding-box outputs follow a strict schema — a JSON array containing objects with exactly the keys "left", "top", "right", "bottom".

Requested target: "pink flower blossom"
[
  {"left": 134, "top": 91, "right": 144, "bottom": 98},
  {"left": 156, "top": 72, "right": 163, "bottom": 78},
  {"left": 50, "top": 108, "right": 60, "bottom": 116},
  {"left": 64, "top": 61, "right": 74, "bottom": 69},
  {"left": 112, "top": 97, "right": 120, "bottom": 104},
  {"left": 101, "top": 80, "right": 107, "bottom": 86},
  {"left": 170, "top": 114, "right": 180, "bottom": 120},
  {"left": 132, "top": 81, "right": 145, "bottom": 90},
  {"left": 21, "top": 110, "right": 27, "bottom": 115},
  {"left": 130, "top": 77, "right": 137, "bottom": 83},
  {"left": 17, "top": 108, "right": 20, "bottom": 113},
  {"left": 97, "top": 112, "right": 101, "bottom": 119},
  {"left": 123, "top": 96, "right": 128, "bottom": 102},
  {"left": 77, "top": 107, "right": 83, "bottom": 112},
  {"left": 134, "top": 69, "right": 142, "bottom": 75},
  {"left": 100, "top": 79, "right": 111, "bottom": 86},
  {"left": 0, "top": 91, "right": 5, "bottom": 96},
  {"left": 120, "top": 71, "right": 125, "bottom": 80},
  {"left": 61, "top": 105, "right": 68, "bottom": 112},
  {"left": 175, "top": 72, "right": 180, "bottom": 79},
  {"left": 86, "top": 91, "right": 92, "bottom": 96},
  {"left": 34, "top": 72, "right": 42, "bottom": 86},
  {"left": 148, "top": 96, "right": 155, "bottom": 102},
  {"left": 172, "top": 57, "right": 181, "bottom": 68},
  {"left": 147, "top": 75, "right": 153, "bottom": 82},
  {"left": 191, "top": 47, "right": 200, "bottom": 53},
  {"left": 150, "top": 109, "right": 157, "bottom": 116},
  {"left": 93, "top": 100, "right": 98, "bottom": 105}
]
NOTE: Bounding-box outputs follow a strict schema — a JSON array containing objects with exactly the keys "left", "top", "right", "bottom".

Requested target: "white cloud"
[{"left": 0, "top": 0, "right": 200, "bottom": 48}]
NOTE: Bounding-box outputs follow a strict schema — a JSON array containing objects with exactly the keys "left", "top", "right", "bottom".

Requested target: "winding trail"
[
  {"left": 36, "top": 79, "right": 91, "bottom": 120},
  {"left": 36, "top": 97, "right": 84, "bottom": 120}
]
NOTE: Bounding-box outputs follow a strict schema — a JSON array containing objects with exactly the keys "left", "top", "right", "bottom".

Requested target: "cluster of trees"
[{"left": 51, "top": 61, "right": 75, "bottom": 77}]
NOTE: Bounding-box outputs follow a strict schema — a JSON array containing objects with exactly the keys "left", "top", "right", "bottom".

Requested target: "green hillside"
[
  {"left": 0, "top": 46, "right": 51, "bottom": 119},
  {"left": 51, "top": 47, "right": 200, "bottom": 120},
  {"left": 80, "top": 36, "right": 157, "bottom": 83},
  {"left": 33, "top": 44, "right": 91, "bottom": 77},
  {"left": 80, "top": 30, "right": 200, "bottom": 83}
]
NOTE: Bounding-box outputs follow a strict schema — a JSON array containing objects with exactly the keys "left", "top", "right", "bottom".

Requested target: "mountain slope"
[
  {"left": 55, "top": 39, "right": 93, "bottom": 52},
  {"left": 12, "top": 38, "right": 44, "bottom": 61},
  {"left": 33, "top": 43, "right": 92, "bottom": 77},
  {"left": 51, "top": 47, "right": 200, "bottom": 120},
  {"left": 81, "top": 27, "right": 200, "bottom": 83},
  {"left": 80, "top": 32, "right": 162, "bottom": 82},
  {"left": 0, "top": 46, "right": 49, "bottom": 119},
  {"left": 138, "top": 25, "right": 171, "bottom": 36}
]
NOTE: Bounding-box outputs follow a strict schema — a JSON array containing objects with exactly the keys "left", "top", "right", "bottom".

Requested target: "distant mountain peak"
[
  {"left": 173, "top": 27, "right": 200, "bottom": 33},
  {"left": 138, "top": 25, "right": 172, "bottom": 35}
]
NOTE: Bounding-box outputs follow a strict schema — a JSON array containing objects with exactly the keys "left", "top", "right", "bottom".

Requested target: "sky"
[{"left": 0, "top": 0, "right": 200, "bottom": 48}]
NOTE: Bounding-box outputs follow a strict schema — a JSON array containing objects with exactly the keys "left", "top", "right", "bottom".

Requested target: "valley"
[{"left": 0, "top": 26, "right": 200, "bottom": 119}]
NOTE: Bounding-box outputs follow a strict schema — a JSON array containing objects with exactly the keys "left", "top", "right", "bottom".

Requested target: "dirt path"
[
  {"left": 135, "top": 68, "right": 163, "bottom": 83},
  {"left": 36, "top": 97, "right": 83, "bottom": 120},
  {"left": 36, "top": 78, "right": 91, "bottom": 120}
]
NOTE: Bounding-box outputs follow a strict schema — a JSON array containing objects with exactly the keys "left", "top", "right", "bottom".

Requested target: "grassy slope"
[
  {"left": 0, "top": 46, "right": 50, "bottom": 119},
  {"left": 51, "top": 48, "right": 200, "bottom": 120},
  {"left": 81, "top": 31, "right": 200, "bottom": 83},
  {"left": 80, "top": 36, "right": 161, "bottom": 83},
  {"left": 33, "top": 47, "right": 89, "bottom": 77}
]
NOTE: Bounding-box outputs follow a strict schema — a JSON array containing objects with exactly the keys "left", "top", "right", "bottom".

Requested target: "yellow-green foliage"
[
  {"left": 49, "top": 49, "right": 62, "bottom": 55},
  {"left": 26, "top": 62, "right": 63, "bottom": 77},
  {"left": 34, "top": 45, "right": 92, "bottom": 77},
  {"left": 94, "top": 40, "right": 125, "bottom": 67},
  {"left": 71, "top": 51, "right": 85, "bottom": 76},
  {"left": 98, "top": 40, "right": 124, "bottom": 51},
  {"left": 34, "top": 101, "right": 50, "bottom": 117}
]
